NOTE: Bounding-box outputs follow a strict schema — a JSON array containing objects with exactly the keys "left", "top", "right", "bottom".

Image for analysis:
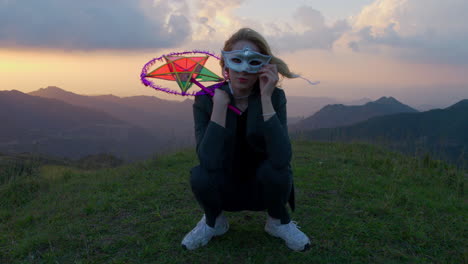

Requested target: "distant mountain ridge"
[
  {"left": 29, "top": 86, "right": 195, "bottom": 147},
  {"left": 0, "top": 90, "right": 163, "bottom": 160},
  {"left": 5, "top": 86, "right": 463, "bottom": 163},
  {"left": 293, "top": 96, "right": 418, "bottom": 131},
  {"left": 285, "top": 96, "right": 373, "bottom": 119},
  {"left": 298, "top": 99, "right": 468, "bottom": 164},
  {"left": 285, "top": 96, "right": 341, "bottom": 118}
]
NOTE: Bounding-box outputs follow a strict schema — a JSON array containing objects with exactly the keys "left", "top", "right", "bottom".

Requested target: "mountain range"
[
  {"left": 3, "top": 86, "right": 360, "bottom": 160},
  {"left": 0, "top": 90, "right": 163, "bottom": 160},
  {"left": 29, "top": 86, "right": 195, "bottom": 146},
  {"left": 285, "top": 96, "right": 373, "bottom": 120},
  {"left": 2, "top": 86, "right": 465, "bottom": 163},
  {"left": 297, "top": 99, "right": 468, "bottom": 164},
  {"left": 292, "top": 96, "right": 418, "bottom": 131}
]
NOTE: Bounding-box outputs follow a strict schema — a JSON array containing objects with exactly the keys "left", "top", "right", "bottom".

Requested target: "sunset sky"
[{"left": 1, "top": 0, "right": 467, "bottom": 108}]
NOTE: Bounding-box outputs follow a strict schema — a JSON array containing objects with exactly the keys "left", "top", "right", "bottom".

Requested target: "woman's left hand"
[{"left": 258, "top": 64, "right": 279, "bottom": 97}]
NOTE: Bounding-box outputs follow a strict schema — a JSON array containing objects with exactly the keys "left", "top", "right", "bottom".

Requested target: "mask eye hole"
[
  {"left": 249, "top": 60, "right": 262, "bottom": 66},
  {"left": 230, "top": 58, "right": 242, "bottom": 64}
]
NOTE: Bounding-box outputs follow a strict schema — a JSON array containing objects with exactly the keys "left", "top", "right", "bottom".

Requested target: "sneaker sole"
[
  {"left": 214, "top": 223, "right": 229, "bottom": 236},
  {"left": 301, "top": 243, "right": 311, "bottom": 252},
  {"left": 265, "top": 225, "right": 311, "bottom": 252}
]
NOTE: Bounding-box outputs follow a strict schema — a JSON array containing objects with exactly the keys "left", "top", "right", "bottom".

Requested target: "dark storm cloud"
[{"left": 0, "top": 0, "right": 191, "bottom": 50}]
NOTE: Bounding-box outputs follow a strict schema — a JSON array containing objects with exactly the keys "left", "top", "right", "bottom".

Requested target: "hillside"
[
  {"left": 293, "top": 96, "right": 418, "bottom": 131},
  {"left": 0, "top": 142, "right": 465, "bottom": 263},
  {"left": 29, "top": 86, "right": 195, "bottom": 147},
  {"left": 299, "top": 99, "right": 468, "bottom": 164},
  {"left": 30, "top": 87, "right": 353, "bottom": 129},
  {"left": 0, "top": 90, "right": 162, "bottom": 160}
]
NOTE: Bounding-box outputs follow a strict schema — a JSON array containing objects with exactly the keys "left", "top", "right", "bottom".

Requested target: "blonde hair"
[{"left": 220, "top": 28, "right": 297, "bottom": 79}]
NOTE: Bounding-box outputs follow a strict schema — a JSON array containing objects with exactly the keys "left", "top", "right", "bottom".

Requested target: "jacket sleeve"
[
  {"left": 262, "top": 89, "right": 292, "bottom": 169},
  {"left": 193, "top": 95, "right": 229, "bottom": 171}
]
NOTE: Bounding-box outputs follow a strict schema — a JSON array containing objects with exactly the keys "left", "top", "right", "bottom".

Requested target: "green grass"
[{"left": 0, "top": 141, "right": 466, "bottom": 263}]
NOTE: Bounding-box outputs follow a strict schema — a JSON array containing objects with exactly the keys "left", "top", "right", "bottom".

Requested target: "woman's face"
[{"left": 227, "top": 40, "right": 261, "bottom": 94}]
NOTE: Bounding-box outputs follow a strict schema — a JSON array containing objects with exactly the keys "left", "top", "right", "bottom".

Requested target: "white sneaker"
[
  {"left": 181, "top": 214, "right": 229, "bottom": 250},
  {"left": 264, "top": 216, "right": 311, "bottom": 251}
]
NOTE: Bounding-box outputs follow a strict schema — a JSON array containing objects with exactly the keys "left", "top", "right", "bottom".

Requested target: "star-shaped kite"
[
  {"left": 145, "top": 55, "right": 224, "bottom": 94},
  {"left": 140, "top": 50, "right": 242, "bottom": 114}
]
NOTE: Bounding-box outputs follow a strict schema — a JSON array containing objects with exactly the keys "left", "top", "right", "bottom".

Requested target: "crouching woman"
[{"left": 182, "top": 28, "right": 311, "bottom": 252}]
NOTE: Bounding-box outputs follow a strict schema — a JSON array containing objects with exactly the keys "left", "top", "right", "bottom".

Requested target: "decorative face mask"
[{"left": 222, "top": 47, "right": 272, "bottom": 73}]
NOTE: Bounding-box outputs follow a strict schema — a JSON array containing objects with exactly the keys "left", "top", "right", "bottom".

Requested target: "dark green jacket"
[{"left": 192, "top": 82, "right": 295, "bottom": 210}]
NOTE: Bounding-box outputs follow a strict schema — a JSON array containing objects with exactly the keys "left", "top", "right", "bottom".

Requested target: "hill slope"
[
  {"left": 0, "top": 142, "right": 465, "bottom": 263},
  {"left": 0, "top": 90, "right": 162, "bottom": 160},
  {"left": 300, "top": 99, "right": 468, "bottom": 164},
  {"left": 293, "top": 96, "right": 418, "bottom": 131},
  {"left": 29, "top": 86, "right": 195, "bottom": 147}
]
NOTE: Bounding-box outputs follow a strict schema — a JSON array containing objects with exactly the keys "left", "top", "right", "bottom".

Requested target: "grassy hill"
[{"left": 0, "top": 141, "right": 466, "bottom": 263}]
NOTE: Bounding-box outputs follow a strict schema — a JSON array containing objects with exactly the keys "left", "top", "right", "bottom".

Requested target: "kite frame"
[{"left": 140, "top": 50, "right": 225, "bottom": 96}]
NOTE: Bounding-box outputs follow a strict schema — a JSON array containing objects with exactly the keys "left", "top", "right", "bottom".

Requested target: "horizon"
[
  {"left": 4, "top": 85, "right": 465, "bottom": 111},
  {"left": 1, "top": 0, "right": 468, "bottom": 108}
]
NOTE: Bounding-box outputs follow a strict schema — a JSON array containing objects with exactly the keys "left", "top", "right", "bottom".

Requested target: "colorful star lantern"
[
  {"left": 145, "top": 55, "right": 223, "bottom": 94},
  {"left": 140, "top": 50, "right": 242, "bottom": 114},
  {"left": 140, "top": 50, "right": 225, "bottom": 96}
]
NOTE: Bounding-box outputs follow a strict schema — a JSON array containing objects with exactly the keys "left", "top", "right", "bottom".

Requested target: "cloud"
[
  {"left": 188, "top": 0, "right": 250, "bottom": 50},
  {"left": 262, "top": 6, "right": 350, "bottom": 52},
  {"left": 294, "top": 6, "right": 326, "bottom": 30},
  {"left": 0, "top": 0, "right": 192, "bottom": 50},
  {"left": 183, "top": 3, "right": 350, "bottom": 53},
  {"left": 339, "top": 0, "right": 468, "bottom": 64},
  {"left": 7, "top": 0, "right": 464, "bottom": 66},
  {"left": 0, "top": 1, "right": 349, "bottom": 54}
]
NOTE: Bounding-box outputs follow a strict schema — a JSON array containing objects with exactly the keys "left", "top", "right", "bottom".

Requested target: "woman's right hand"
[
  {"left": 211, "top": 88, "right": 230, "bottom": 128},
  {"left": 212, "top": 88, "right": 230, "bottom": 107}
]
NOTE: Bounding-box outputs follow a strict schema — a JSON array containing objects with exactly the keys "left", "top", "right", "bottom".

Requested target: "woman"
[{"left": 182, "top": 28, "right": 310, "bottom": 251}]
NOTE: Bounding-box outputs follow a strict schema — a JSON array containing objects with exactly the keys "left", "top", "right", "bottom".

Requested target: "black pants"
[{"left": 190, "top": 160, "right": 292, "bottom": 227}]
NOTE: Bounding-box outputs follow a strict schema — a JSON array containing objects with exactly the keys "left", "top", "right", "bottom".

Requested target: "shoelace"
[{"left": 289, "top": 221, "right": 301, "bottom": 229}]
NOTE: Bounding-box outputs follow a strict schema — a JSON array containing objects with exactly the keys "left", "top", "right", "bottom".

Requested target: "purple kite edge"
[{"left": 140, "top": 50, "right": 224, "bottom": 96}]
